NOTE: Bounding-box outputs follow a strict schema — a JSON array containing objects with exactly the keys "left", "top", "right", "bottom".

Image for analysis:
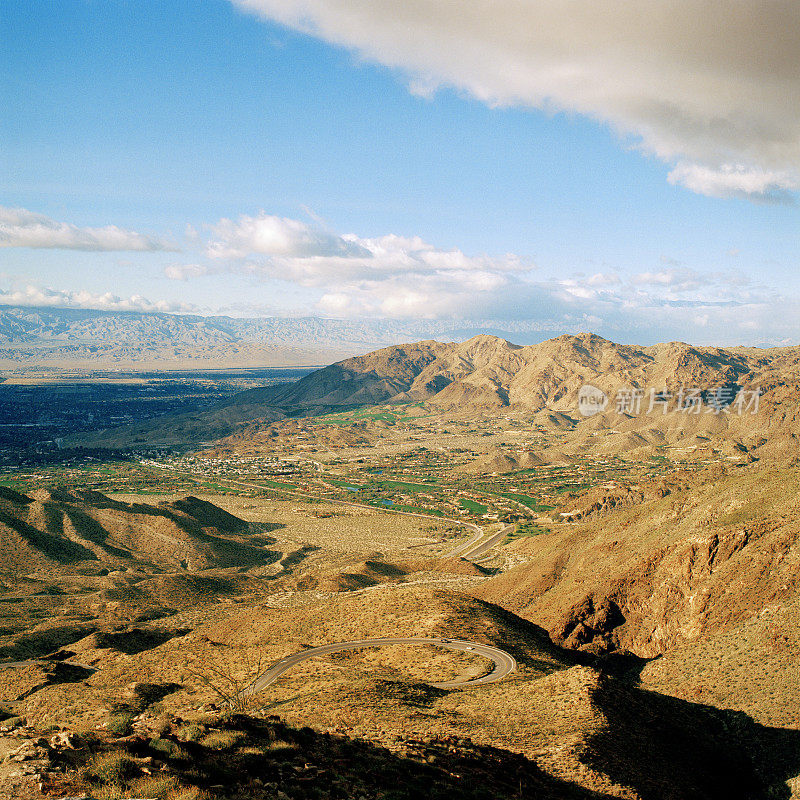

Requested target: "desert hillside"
[
  {"left": 4, "top": 334, "right": 800, "bottom": 799},
  {"left": 79, "top": 332, "right": 800, "bottom": 458},
  {"left": 474, "top": 462, "right": 800, "bottom": 727},
  {"left": 3, "top": 584, "right": 795, "bottom": 799},
  {"left": 0, "top": 487, "right": 274, "bottom": 579},
  {"left": 238, "top": 333, "right": 799, "bottom": 413}
]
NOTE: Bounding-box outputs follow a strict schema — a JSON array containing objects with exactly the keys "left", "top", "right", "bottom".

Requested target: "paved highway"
[
  {"left": 445, "top": 524, "right": 484, "bottom": 557},
  {"left": 457, "top": 524, "right": 516, "bottom": 561},
  {"left": 243, "top": 637, "right": 517, "bottom": 696}
]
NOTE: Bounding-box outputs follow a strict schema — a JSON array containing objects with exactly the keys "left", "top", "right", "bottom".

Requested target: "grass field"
[
  {"left": 495, "top": 492, "right": 553, "bottom": 512},
  {"left": 459, "top": 498, "right": 488, "bottom": 514},
  {"left": 374, "top": 479, "right": 441, "bottom": 492},
  {"left": 503, "top": 521, "right": 550, "bottom": 544}
]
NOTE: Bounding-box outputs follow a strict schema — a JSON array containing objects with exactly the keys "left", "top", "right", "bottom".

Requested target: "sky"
[{"left": 1, "top": 0, "right": 799, "bottom": 345}]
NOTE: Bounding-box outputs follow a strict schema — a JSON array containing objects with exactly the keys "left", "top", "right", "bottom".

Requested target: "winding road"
[
  {"left": 1, "top": 478, "right": 519, "bottom": 681},
  {"left": 445, "top": 524, "right": 484, "bottom": 558},
  {"left": 243, "top": 637, "right": 517, "bottom": 696}
]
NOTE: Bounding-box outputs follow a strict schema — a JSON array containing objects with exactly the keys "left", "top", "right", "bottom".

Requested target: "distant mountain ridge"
[
  {"left": 235, "top": 331, "right": 793, "bottom": 410},
  {"left": 0, "top": 306, "right": 562, "bottom": 369},
  {"left": 72, "top": 331, "right": 800, "bottom": 459},
  {"left": 224, "top": 332, "right": 800, "bottom": 461}
]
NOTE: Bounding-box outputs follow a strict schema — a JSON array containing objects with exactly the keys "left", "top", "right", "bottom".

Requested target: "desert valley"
[
  {"left": 0, "top": 332, "right": 798, "bottom": 799},
  {"left": 5, "top": 2, "right": 800, "bottom": 797}
]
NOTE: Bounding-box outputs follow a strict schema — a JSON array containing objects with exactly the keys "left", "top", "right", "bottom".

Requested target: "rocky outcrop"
[{"left": 476, "top": 464, "right": 800, "bottom": 659}]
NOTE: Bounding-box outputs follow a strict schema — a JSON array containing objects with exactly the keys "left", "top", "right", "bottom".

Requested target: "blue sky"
[{"left": 1, "top": 0, "right": 799, "bottom": 345}]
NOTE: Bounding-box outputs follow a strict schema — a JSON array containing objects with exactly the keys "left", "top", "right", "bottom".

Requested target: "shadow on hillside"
[
  {"left": 15, "top": 661, "right": 97, "bottom": 700},
  {"left": 112, "top": 713, "right": 620, "bottom": 800},
  {"left": 585, "top": 675, "right": 800, "bottom": 800},
  {"left": 441, "top": 593, "right": 585, "bottom": 674},
  {"left": 60, "top": 506, "right": 139, "bottom": 559},
  {"left": 593, "top": 650, "right": 656, "bottom": 682},
  {"left": 88, "top": 625, "right": 191, "bottom": 655},
  {"left": 52, "top": 490, "right": 279, "bottom": 536},
  {"left": 332, "top": 573, "right": 380, "bottom": 590},
  {"left": 0, "top": 623, "right": 100, "bottom": 660},
  {"left": 0, "top": 511, "right": 97, "bottom": 563},
  {"left": 276, "top": 544, "right": 320, "bottom": 574}
]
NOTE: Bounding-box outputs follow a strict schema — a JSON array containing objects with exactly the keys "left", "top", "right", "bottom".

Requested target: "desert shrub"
[
  {"left": 130, "top": 774, "right": 180, "bottom": 799},
  {"left": 265, "top": 739, "right": 297, "bottom": 754},
  {"left": 150, "top": 736, "right": 179, "bottom": 757},
  {"left": 106, "top": 711, "right": 134, "bottom": 736},
  {"left": 200, "top": 729, "right": 244, "bottom": 750},
  {"left": 147, "top": 714, "right": 172, "bottom": 738},
  {"left": 178, "top": 723, "right": 204, "bottom": 742},
  {"left": 95, "top": 785, "right": 125, "bottom": 800},
  {"left": 187, "top": 649, "right": 267, "bottom": 712},
  {"left": 167, "top": 787, "right": 210, "bottom": 800},
  {"left": 86, "top": 750, "right": 138, "bottom": 784}
]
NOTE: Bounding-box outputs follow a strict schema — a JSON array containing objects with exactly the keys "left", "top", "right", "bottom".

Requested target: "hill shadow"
[
  {"left": 88, "top": 625, "right": 191, "bottom": 655},
  {"left": 0, "top": 623, "right": 100, "bottom": 660},
  {"left": 0, "top": 511, "right": 97, "bottom": 563},
  {"left": 111, "top": 713, "right": 620, "bottom": 800},
  {"left": 585, "top": 674, "right": 800, "bottom": 799}
]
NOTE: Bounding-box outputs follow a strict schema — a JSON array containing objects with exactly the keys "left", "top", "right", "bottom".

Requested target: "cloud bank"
[
  {"left": 202, "top": 212, "right": 533, "bottom": 315},
  {"left": 0, "top": 206, "right": 175, "bottom": 251},
  {"left": 232, "top": 0, "right": 800, "bottom": 201},
  {"left": 166, "top": 211, "right": 797, "bottom": 343},
  {"left": 7, "top": 207, "right": 795, "bottom": 344},
  {"left": 0, "top": 285, "right": 195, "bottom": 313}
]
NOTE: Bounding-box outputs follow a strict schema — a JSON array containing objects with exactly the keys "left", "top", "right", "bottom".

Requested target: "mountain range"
[
  {"left": 217, "top": 332, "right": 799, "bottom": 460},
  {"left": 4, "top": 332, "right": 800, "bottom": 797},
  {"left": 0, "top": 306, "right": 562, "bottom": 369},
  {"left": 71, "top": 332, "right": 800, "bottom": 459}
]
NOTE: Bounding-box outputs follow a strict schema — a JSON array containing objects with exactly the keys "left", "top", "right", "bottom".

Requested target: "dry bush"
[
  {"left": 129, "top": 774, "right": 180, "bottom": 799},
  {"left": 105, "top": 711, "right": 134, "bottom": 736},
  {"left": 166, "top": 787, "right": 210, "bottom": 800},
  {"left": 200, "top": 729, "right": 245, "bottom": 750},
  {"left": 178, "top": 722, "right": 204, "bottom": 742},
  {"left": 187, "top": 647, "right": 268, "bottom": 712},
  {"left": 85, "top": 750, "right": 138, "bottom": 785}
]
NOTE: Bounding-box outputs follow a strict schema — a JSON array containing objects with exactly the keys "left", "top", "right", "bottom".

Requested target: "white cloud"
[
  {"left": 187, "top": 212, "right": 790, "bottom": 337},
  {"left": 232, "top": 0, "right": 800, "bottom": 202},
  {"left": 0, "top": 206, "right": 175, "bottom": 251},
  {"left": 631, "top": 268, "right": 715, "bottom": 292},
  {"left": 586, "top": 272, "right": 622, "bottom": 287},
  {"left": 0, "top": 285, "right": 196, "bottom": 313},
  {"left": 204, "top": 213, "right": 533, "bottom": 286},
  {"left": 316, "top": 292, "right": 355, "bottom": 316},
  {"left": 668, "top": 163, "right": 799, "bottom": 203},
  {"left": 128, "top": 208, "right": 798, "bottom": 343},
  {"left": 207, "top": 212, "right": 370, "bottom": 260},
  {"left": 164, "top": 263, "right": 213, "bottom": 281}
]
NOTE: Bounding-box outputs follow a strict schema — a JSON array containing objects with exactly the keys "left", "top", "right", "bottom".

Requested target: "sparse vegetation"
[
  {"left": 503, "top": 521, "right": 549, "bottom": 543},
  {"left": 1, "top": 337, "right": 799, "bottom": 798},
  {"left": 105, "top": 711, "right": 135, "bottom": 737},
  {"left": 85, "top": 751, "right": 138, "bottom": 785},
  {"left": 187, "top": 649, "right": 269, "bottom": 713}
]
